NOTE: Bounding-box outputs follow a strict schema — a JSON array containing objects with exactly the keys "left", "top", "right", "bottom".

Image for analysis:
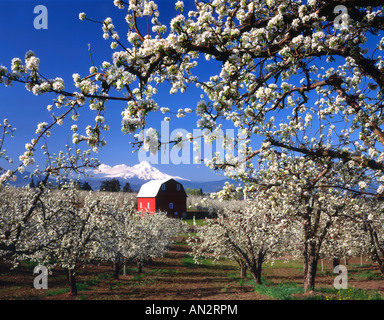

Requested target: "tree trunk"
[
  {"left": 112, "top": 261, "right": 120, "bottom": 280},
  {"left": 66, "top": 268, "right": 78, "bottom": 296},
  {"left": 240, "top": 264, "right": 247, "bottom": 279},
  {"left": 233, "top": 257, "right": 247, "bottom": 279},
  {"left": 377, "top": 261, "right": 384, "bottom": 275},
  {"left": 303, "top": 242, "right": 318, "bottom": 292},
  {"left": 249, "top": 264, "right": 262, "bottom": 285},
  {"left": 333, "top": 257, "right": 340, "bottom": 269},
  {"left": 137, "top": 260, "right": 143, "bottom": 273},
  {"left": 248, "top": 253, "right": 264, "bottom": 286}
]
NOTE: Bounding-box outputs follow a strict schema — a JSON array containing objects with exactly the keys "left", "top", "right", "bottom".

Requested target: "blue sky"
[{"left": 0, "top": 0, "right": 230, "bottom": 182}]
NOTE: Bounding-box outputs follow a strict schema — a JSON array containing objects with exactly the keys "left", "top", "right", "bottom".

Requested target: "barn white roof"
[{"left": 136, "top": 178, "right": 173, "bottom": 198}]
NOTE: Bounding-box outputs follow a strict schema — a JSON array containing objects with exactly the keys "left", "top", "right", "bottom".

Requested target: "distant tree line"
[
  {"left": 29, "top": 178, "right": 133, "bottom": 193},
  {"left": 185, "top": 188, "right": 204, "bottom": 196},
  {"left": 99, "top": 178, "right": 133, "bottom": 193},
  {"left": 29, "top": 178, "right": 92, "bottom": 191}
]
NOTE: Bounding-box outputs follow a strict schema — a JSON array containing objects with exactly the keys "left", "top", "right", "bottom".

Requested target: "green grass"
[
  {"left": 96, "top": 272, "right": 113, "bottom": 280},
  {"left": 350, "top": 263, "right": 372, "bottom": 268},
  {"left": 22, "top": 260, "right": 40, "bottom": 269},
  {"left": 253, "top": 283, "right": 383, "bottom": 300},
  {"left": 0, "top": 285, "right": 24, "bottom": 294},
  {"left": 172, "top": 240, "right": 188, "bottom": 245},
  {"left": 352, "top": 270, "right": 382, "bottom": 281},
  {"left": 182, "top": 254, "right": 212, "bottom": 267},
  {"left": 226, "top": 258, "right": 384, "bottom": 300},
  {"left": 45, "top": 288, "right": 69, "bottom": 297},
  {"left": 254, "top": 283, "right": 305, "bottom": 300},
  {"left": 227, "top": 270, "right": 263, "bottom": 287},
  {"left": 131, "top": 274, "right": 145, "bottom": 281},
  {"left": 184, "top": 218, "right": 207, "bottom": 227},
  {"left": 316, "top": 287, "right": 384, "bottom": 300},
  {"left": 76, "top": 278, "right": 101, "bottom": 292},
  {"left": 147, "top": 268, "right": 179, "bottom": 275},
  {"left": 129, "top": 273, "right": 157, "bottom": 287},
  {"left": 264, "top": 259, "right": 303, "bottom": 270}
]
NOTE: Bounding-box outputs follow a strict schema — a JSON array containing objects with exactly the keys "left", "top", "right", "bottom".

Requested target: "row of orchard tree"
[
  {"left": 1, "top": 0, "right": 384, "bottom": 294},
  {"left": 188, "top": 143, "right": 384, "bottom": 291},
  {"left": 0, "top": 184, "right": 186, "bottom": 295}
]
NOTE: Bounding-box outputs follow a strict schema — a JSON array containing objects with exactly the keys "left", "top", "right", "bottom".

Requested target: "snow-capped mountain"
[
  {"left": 92, "top": 161, "right": 188, "bottom": 181},
  {"left": 3, "top": 161, "right": 230, "bottom": 193},
  {"left": 84, "top": 161, "right": 232, "bottom": 192}
]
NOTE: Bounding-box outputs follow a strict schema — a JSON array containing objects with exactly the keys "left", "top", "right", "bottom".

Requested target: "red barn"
[{"left": 137, "top": 178, "right": 187, "bottom": 218}]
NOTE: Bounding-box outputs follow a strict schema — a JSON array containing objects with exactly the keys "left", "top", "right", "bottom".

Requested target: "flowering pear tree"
[
  {"left": 0, "top": 119, "right": 17, "bottom": 184},
  {"left": 235, "top": 146, "right": 371, "bottom": 291},
  {"left": 90, "top": 194, "right": 187, "bottom": 277},
  {"left": 122, "top": 212, "right": 187, "bottom": 273},
  {"left": 320, "top": 197, "right": 384, "bottom": 275},
  {"left": 356, "top": 198, "right": 384, "bottom": 274},
  {"left": 22, "top": 188, "right": 102, "bottom": 296},
  {"left": 90, "top": 193, "right": 137, "bottom": 279},
  {"left": 189, "top": 194, "right": 294, "bottom": 285},
  {"left": 0, "top": 186, "right": 43, "bottom": 262},
  {"left": 0, "top": 145, "right": 99, "bottom": 261},
  {"left": 0, "top": 50, "right": 102, "bottom": 189},
  {"left": 318, "top": 199, "right": 368, "bottom": 268},
  {"left": 0, "top": 185, "right": 100, "bottom": 295}
]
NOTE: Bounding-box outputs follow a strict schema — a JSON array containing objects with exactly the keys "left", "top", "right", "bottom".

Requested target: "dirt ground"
[
  {"left": 0, "top": 252, "right": 263, "bottom": 300},
  {"left": 1, "top": 244, "right": 383, "bottom": 301}
]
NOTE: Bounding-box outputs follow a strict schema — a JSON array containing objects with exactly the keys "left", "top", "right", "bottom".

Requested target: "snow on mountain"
[
  {"left": 92, "top": 161, "right": 189, "bottom": 181},
  {"left": 3, "top": 162, "right": 229, "bottom": 193}
]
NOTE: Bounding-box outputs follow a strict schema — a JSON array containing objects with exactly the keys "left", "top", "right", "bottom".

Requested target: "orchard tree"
[
  {"left": 209, "top": 140, "right": 372, "bottom": 291},
  {"left": 92, "top": 198, "right": 187, "bottom": 276},
  {"left": 189, "top": 192, "right": 294, "bottom": 285},
  {"left": 0, "top": 119, "right": 17, "bottom": 183},
  {"left": 243, "top": 148, "right": 370, "bottom": 291},
  {"left": 319, "top": 197, "right": 368, "bottom": 268},
  {"left": 0, "top": 145, "right": 99, "bottom": 261},
  {"left": 90, "top": 192, "right": 136, "bottom": 279},
  {"left": 320, "top": 196, "right": 384, "bottom": 275},
  {"left": 354, "top": 197, "right": 384, "bottom": 274},
  {"left": 0, "top": 185, "right": 100, "bottom": 296},
  {"left": 0, "top": 186, "right": 46, "bottom": 262},
  {"left": 124, "top": 211, "right": 187, "bottom": 273},
  {"left": 29, "top": 187, "right": 102, "bottom": 296}
]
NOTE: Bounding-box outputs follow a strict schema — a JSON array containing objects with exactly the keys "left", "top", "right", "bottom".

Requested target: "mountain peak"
[
  {"left": 93, "top": 162, "right": 188, "bottom": 181},
  {"left": 133, "top": 161, "right": 152, "bottom": 169}
]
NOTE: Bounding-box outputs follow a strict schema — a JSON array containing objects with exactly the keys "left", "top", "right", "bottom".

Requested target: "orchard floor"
[{"left": 1, "top": 244, "right": 384, "bottom": 300}]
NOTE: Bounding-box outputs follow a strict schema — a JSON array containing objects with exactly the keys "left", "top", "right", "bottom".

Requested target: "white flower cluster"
[{"left": 143, "top": 127, "right": 159, "bottom": 155}]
